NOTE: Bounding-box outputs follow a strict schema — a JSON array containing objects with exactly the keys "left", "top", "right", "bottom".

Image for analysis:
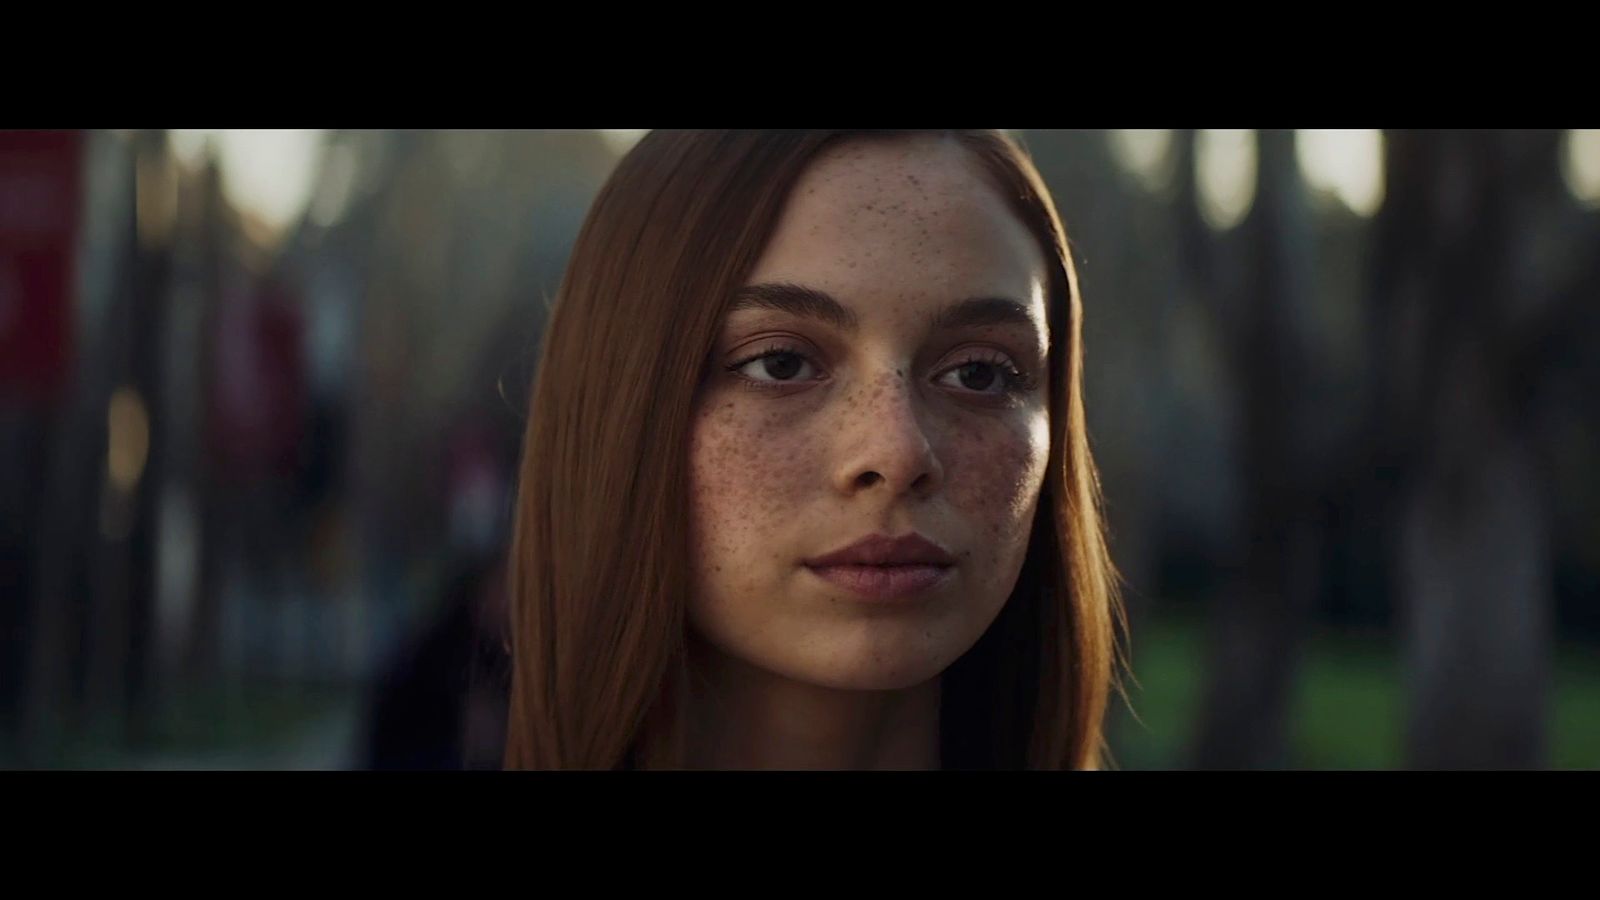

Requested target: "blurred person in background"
[
  {"left": 363, "top": 415, "right": 514, "bottom": 770},
  {"left": 362, "top": 553, "right": 509, "bottom": 770}
]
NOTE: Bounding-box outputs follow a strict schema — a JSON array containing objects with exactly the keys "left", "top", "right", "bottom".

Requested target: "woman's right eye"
[{"left": 730, "top": 349, "right": 820, "bottom": 385}]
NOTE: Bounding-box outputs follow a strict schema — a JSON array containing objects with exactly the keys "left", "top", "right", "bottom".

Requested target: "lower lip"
[{"left": 804, "top": 564, "right": 953, "bottom": 601}]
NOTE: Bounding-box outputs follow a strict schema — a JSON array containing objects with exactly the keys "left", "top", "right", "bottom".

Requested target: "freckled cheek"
[
  {"left": 687, "top": 401, "right": 823, "bottom": 570},
  {"left": 942, "top": 416, "right": 1050, "bottom": 547}
]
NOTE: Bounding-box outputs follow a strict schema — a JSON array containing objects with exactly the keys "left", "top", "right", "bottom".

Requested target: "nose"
[{"left": 830, "top": 369, "right": 944, "bottom": 499}]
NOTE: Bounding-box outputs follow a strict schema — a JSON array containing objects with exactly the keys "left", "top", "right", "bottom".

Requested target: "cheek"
[
  {"left": 687, "top": 399, "right": 821, "bottom": 573},
  {"left": 942, "top": 413, "right": 1049, "bottom": 549}
]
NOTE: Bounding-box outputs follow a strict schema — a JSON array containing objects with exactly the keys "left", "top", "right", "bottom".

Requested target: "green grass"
[
  {"left": 1289, "top": 628, "right": 1402, "bottom": 769},
  {"left": 26, "top": 679, "right": 360, "bottom": 769},
  {"left": 13, "top": 613, "right": 1597, "bottom": 770},
  {"left": 1109, "top": 610, "right": 1600, "bottom": 770},
  {"left": 1107, "top": 612, "right": 1205, "bottom": 770},
  {"left": 1553, "top": 647, "right": 1600, "bottom": 769}
]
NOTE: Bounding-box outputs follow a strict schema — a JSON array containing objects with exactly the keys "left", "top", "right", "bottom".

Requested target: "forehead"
[{"left": 746, "top": 135, "right": 1048, "bottom": 312}]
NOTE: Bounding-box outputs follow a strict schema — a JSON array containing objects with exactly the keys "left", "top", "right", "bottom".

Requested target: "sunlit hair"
[{"left": 504, "top": 130, "right": 1126, "bottom": 769}]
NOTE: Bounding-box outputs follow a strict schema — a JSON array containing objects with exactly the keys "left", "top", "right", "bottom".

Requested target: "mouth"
[
  {"left": 802, "top": 532, "right": 956, "bottom": 601},
  {"left": 803, "top": 563, "right": 954, "bottom": 601},
  {"left": 803, "top": 532, "right": 956, "bottom": 568}
]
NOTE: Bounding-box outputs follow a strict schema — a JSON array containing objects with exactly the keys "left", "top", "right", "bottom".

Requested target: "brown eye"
[
  {"left": 760, "top": 352, "right": 804, "bottom": 380},
  {"left": 733, "top": 349, "right": 818, "bottom": 384},
  {"left": 956, "top": 362, "right": 997, "bottom": 392},
  {"left": 935, "top": 352, "right": 1021, "bottom": 396}
]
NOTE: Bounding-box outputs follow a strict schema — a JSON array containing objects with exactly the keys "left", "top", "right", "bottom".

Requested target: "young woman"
[{"left": 504, "top": 130, "right": 1126, "bottom": 770}]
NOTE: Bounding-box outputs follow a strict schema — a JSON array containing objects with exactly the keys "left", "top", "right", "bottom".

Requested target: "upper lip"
[{"left": 804, "top": 533, "right": 956, "bottom": 568}]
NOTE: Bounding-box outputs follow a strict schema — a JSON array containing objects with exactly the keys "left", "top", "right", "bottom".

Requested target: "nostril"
[{"left": 857, "top": 471, "right": 883, "bottom": 488}]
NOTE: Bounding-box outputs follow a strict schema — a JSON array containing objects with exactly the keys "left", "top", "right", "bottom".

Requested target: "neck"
[{"left": 682, "top": 633, "right": 941, "bottom": 770}]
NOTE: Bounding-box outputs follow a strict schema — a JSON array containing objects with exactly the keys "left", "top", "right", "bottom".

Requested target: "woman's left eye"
[{"left": 934, "top": 354, "right": 1027, "bottom": 395}]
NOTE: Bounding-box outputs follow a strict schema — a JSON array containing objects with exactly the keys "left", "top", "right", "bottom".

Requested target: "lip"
[
  {"left": 803, "top": 533, "right": 956, "bottom": 602},
  {"left": 803, "top": 533, "right": 956, "bottom": 568},
  {"left": 805, "top": 564, "right": 953, "bottom": 601}
]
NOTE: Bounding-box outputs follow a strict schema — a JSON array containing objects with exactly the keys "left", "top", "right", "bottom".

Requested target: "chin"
[
  {"left": 784, "top": 638, "right": 964, "bottom": 693},
  {"left": 812, "top": 667, "right": 944, "bottom": 693}
]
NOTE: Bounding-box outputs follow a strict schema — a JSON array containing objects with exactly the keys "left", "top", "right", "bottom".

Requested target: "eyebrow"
[
  {"left": 730, "top": 282, "right": 1043, "bottom": 340},
  {"left": 929, "top": 296, "right": 1042, "bottom": 337},
  {"left": 730, "top": 283, "right": 859, "bottom": 331}
]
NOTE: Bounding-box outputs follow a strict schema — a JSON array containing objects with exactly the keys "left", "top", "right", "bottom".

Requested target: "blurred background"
[{"left": 0, "top": 129, "right": 1595, "bottom": 770}]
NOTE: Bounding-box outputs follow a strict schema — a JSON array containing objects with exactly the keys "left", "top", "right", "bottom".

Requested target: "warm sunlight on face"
[{"left": 686, "top": 134, "right": 1053, "bottom": 693}]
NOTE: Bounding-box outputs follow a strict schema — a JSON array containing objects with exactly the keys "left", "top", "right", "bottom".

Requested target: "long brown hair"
[{"left": 504, "top": 130, "right": 1126, "bottom": 769}]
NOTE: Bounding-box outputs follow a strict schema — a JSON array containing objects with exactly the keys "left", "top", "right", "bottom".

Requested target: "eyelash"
[
  {"left": 941, "top": 348, "right": 1040, "bottom": 396},
  {"left": 724, "top": 343, "right": 1039, "bottom": 398},
  {"left": 724, "top": 342, "right": 822, "bottom": 393}
]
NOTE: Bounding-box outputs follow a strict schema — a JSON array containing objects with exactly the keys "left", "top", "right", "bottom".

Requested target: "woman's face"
[{"left": 687, "top": 135, "right": 1053, "bottom": 692}]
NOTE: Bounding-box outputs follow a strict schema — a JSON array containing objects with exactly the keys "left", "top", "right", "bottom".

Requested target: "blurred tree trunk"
[
  {"left": 120, "top": 131, "right": 174, "bottom": 748},
  {"left": 186, "top": 149, "right": 227, "bottom": 685},
  {"left": 1373, "top": 131, "right": 1555, "bottom": 768},
  {"left": 78, "top": 132, "right": 168, "bottom": 739},
  {"left": 1187, "top": 130, "right": 1323, "bottom": 769},
  {"left": 78, "top": 130, "right": 172, "bottom": 751},
  {"left": 21, "top": 132, "right": 134, "bottom": 763}
]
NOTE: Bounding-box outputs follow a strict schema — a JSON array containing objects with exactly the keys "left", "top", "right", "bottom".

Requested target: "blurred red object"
[
  {"left": 207, "top": 275, "right": 307, "bottom": 483},
  {"left": 0, "top": 130, "right": 81, "bottom": 403}
]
